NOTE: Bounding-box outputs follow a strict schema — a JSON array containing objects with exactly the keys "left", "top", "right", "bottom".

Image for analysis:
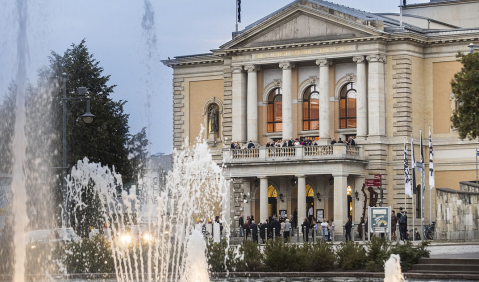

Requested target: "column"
[
  {"left": 259, "top": 177, "right": 268, "bottom": 223},
  {"left": 316, "top": 59, "right": 332, "bottom": 143},
  {"left": 278, "top": 178, "right": 288, "bottom": 213},
  {"left": 297, "top": 175, "right": 306, "bottom": 228},
  {"left": 354, "top": 176, "right": 365, "bottom": 224},
  {"left": 245, "top": 64, "right": 260, "bottom": 143},
  {"left": 225, "top": 178, "right": 232, "bottom": 230},
  {"left": 353, "top": 56, "right": 368, "bottom": 139},
  {"left": 232, "top": 66, "right": 247, "bottom": 143},
  {"left": 333, "top": 174, "right": 349, "bottom": 236},
  {"left": 366, "top": 54, "right": 386, "bottom": 137},
  {"left": 279, "top": 62, "right": 294, "bottom": 140}
]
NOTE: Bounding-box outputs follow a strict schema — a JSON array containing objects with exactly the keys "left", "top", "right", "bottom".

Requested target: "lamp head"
[{"left": 81, "top": 112, "right": 94, "bottom": 124}]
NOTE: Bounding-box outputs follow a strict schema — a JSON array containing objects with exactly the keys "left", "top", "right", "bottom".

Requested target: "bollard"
[
  {"left": 303, "top": 226, "right": 306, "bottom": 243},
  {"left": 343, "top": 225, "right": 345, "bottom": 241},
  {"left": 314, "top": 228, "right": 317, "bottom": 243},
  {"left": 273, "top": 228, "right": 275, "bottom": 240},
  {"left": 297, "top": 227, "right": 299, "bottom": 243},
  {"left": 331, "top": 226, "right": 335, "bottom": 243},
  {"left": 265, "top": 227, "right": 268, "bottom": 243},
  {"left": 352, "top": 223, "right": 355, "bottom": 242},
  {"left": 243, "top": 228, "right": 246, "bottom": 242},
  {"left": 396, "top": 223, "right": 400, "bottom": 243},
  {"left": 362, "top": 223, "right": 365, "bottom": 242}
]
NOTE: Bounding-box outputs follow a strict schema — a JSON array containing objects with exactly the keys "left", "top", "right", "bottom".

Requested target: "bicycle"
[{"left": 424, "top": 222, "right": 435, "bottom": 240}]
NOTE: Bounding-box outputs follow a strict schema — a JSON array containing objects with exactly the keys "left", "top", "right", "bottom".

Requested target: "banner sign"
[
  {"left": 368, "top": 206, "right": 391, "bottom": 240},
  {"left": 365, "top": 179, "right": 382, "bottom": 187}
]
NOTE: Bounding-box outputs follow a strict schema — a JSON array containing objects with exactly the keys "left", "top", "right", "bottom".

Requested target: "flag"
[
  {"left": 237, "top": 0, "right": 241, "bottom": 23},
  {"left": 420, "top": 130, "right": 424, "bottom": 165},
  {"left": 429, "top": 126, "right": 434, "bottom": 189},
  {"left": 404, "top": 139, "right": 412, "bottom": 197},
  {"left": 411, "top": 135, "right": 417, "bottom": 194}
]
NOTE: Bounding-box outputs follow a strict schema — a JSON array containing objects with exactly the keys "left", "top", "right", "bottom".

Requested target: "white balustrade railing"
[
  {"left": 303, "top": 145, "right": 333, "bottom": 157},
  {"left": 267, "top": 147, "right": 296, "bottom": 158},
  {"left": 232, "top": 148, "right": 259, "bottom": 159},
  {"left": 346, "top": 145, "right": 360, "bottom": 157}
]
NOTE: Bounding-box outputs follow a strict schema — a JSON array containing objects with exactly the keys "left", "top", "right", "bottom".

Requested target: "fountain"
[{"left": 384, "top": 254, "right": 404, "bottom": 282}]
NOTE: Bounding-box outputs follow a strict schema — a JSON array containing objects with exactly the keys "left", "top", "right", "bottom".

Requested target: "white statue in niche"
[{"left": 208, "top": 105, "right": 219, "bottom": 133}]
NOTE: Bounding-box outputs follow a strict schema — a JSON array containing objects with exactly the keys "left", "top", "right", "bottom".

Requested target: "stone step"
[
  {"left": 410, "top": 263, "right": 479, "bottom": 272},
  {"left": 418, "top": 257, "right": 479, "bottom": 265},
  {"left": 407, "top": 270, "right": 479, "bottom": 275}
]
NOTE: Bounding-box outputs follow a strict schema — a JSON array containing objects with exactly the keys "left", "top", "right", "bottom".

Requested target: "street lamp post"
[
  {"left": 61, "top": 73, "right": 95, "bottom": 227},
  {"left": 468, "top": 43, "right": 479, "bottom": 54}
]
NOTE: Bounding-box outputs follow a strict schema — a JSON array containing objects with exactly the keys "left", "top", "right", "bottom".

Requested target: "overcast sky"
[{"left": 0, "top": 0, "right": 425, "bottom": 155}]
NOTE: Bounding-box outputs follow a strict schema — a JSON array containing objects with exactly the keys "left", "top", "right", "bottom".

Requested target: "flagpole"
[
  {"left": 476, "top": 148, "right": 478, "bottom": 184},
  {"left": 429, "top": 126, "right": 432, "bottom": 225},
  {"left": 411, "top": 134, "right": 415, "bottom": 241},
  {"left": 235, "top": 0, "right": 238, "bottom": 32},
  {"left": 420, "top": 129, "right": 425, "bottom": 242},
  {"left": 404, "top": 137, "right": 407, "bottom": 214}
]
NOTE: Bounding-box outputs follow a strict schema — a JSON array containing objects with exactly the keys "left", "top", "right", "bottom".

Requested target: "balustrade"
[
  {"left": 303, "top": 145, "right": 333, "bottom": 157},
  {"left": 232, "top": 148, "right": 259, "bottom": 159},
  {"left": 268, "top": 147, "right": 295, "bottom": 158},
  {"left": 346, "top": 145, "right": 360, "bottom": 157}
]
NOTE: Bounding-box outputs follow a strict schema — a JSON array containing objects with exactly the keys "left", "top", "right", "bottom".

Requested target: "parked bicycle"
[
  {"left": 406, "top": 228, "right": 420, "bottom": 241},
  {"left": 424, "top": 222, "right": 435, "bottom": 240}
]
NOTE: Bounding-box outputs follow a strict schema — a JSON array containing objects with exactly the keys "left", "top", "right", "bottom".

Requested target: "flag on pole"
[
  {"left": 411, "top": 135, "right": 417, "bottom": 194},
  {"left": 404, "top": 139, "right": 413, "bottom": 197},
  {"left": 237, "top": 0, "right": 241, "bottom": 23},
  {"left": 420, "top": 131, "right": 424, "bottom": 165},
  {"left": 429, "top": 126, "right": 435, "bottom": 189}
]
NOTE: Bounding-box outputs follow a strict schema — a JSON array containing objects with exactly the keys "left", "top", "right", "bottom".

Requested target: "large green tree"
[{"left": 451, "top": 52, "right": 479, "bottom": 140}]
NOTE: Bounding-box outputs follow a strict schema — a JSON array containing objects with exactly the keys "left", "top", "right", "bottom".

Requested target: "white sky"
[{"left": 0, "top": 0, "right": 426, "bottom": 155}]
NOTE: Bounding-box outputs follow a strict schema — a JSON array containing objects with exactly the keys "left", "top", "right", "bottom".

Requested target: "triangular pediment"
[{"left": 220, "top": 1, "right": 385, "bottom": 50}]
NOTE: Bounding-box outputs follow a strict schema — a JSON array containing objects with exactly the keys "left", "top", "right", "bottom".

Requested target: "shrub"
[
  {"left": 205, "top": 239, "right": 238, "bottom": 272},
  {"left": 235, "top": 241, "right": 263, "bottom": 272},
  {"left": 263, "top": 238, "right": 294, "bottom": 271},
  {"left": 310, "top": 241, "right": 335, "bottom": 271},
  {"left": 388, "top": 240, "right": 431, "bottom": 271},
  {"left": 365, "top": 235, "right": 390, "bottom": 272},
  {"left": 336, "top": 240, "right": 366, "bottom": 270}
]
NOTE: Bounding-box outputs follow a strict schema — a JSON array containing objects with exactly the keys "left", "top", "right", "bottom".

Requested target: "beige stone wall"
[
  {"left": 436, "top": 170, "right": 476, "bottom": 191},
  {"left": 188, "top": 79, "right": 223, "bottom": 143},
  {"left": 432, "top": 61, "right": 462, "bottom": 134},
  {"left": 404, "top": 1, "right": 479, "bottom": 28}
]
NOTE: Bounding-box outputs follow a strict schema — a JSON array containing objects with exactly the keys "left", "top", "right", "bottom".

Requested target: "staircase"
[{"left": 407, "top": 258, "right": 479, "bottom": 279}]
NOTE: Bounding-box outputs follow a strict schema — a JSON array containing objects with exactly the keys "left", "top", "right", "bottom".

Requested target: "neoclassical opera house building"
[{"left": 163, "top": 0, "right": 479, "bottom": 234}]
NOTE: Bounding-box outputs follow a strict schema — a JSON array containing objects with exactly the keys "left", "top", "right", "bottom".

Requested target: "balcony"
[{"left": 223, "top": 144, "right": 364, "bottom": 164}]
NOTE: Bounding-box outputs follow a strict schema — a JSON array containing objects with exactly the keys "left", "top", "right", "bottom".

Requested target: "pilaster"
[
  {"left": 173, "top": 77, "right": 185, "bottom": 148},
  {"left": 245, "top": 64, "right": 260, "bottom": 143},
  {"left": 316, "top": 59, "right": 332, "bottom": 144},
  {"left": 279, "top": 62, "right": 295, "bottom": 140},
  {"left": 366, "top": 54, "right": 386, "bottom": 137}
]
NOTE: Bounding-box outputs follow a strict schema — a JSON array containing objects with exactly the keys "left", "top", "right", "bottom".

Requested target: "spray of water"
[
  {"left": 66, "top": 133, "right": 228, "bottom": 282},
  {"left": 384, "top": 254, "right": 404, "bottom": 282},
  {"left": 11, "top": 0, "right": 29, "bottom": 281}
]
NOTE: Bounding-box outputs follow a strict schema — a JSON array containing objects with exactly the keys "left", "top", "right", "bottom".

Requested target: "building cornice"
[{"left": 403, "top": 0, "right": 479, "bottom": 9}]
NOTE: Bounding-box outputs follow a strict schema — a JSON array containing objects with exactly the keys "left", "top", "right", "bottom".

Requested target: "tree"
[
  {"left": 451, "top": 52, "right": 479, "bottom": 140},
  {"left": 126, "top": 127, "right": 149, "bottom": 185}
]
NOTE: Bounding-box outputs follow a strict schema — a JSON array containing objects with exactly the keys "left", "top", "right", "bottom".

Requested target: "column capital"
[
  {"left": 244, "top": 64, "right": 260, "bottom": 72},
  {"left": 279, "top": 61, "right": 295, "bottom": 70},
  {"left": 315, "top": 59, "right": 332, "bottom": 67},
  {"left": 366, "top": 54, "right": 386, "bottom": 64},
  {"left": 353, "top": 56, "right": 366, "bottom": 64},
  {"left": 231, "top": 65, "right": 243, "bottom": 73}
]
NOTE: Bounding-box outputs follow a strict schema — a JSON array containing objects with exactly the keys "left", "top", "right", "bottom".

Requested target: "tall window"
[
  {"left": 303, "top": 85, "right": 319, "bottom": 131},
  {"left": 267, "top": 88, "right": 282, "bottom": 132},
  {"left": 339, "top": 82, "right": 357, "bottom": 129}
]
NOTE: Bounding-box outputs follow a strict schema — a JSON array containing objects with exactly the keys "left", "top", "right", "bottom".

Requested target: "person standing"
[
  {"left": 230, "top": 141, "right": 236, "bottom": 149},
  {"left": 301, "top": 218, "right": 310, "bottom": 242},
  {"left": 321, "top": 219, "right": 328, "bottom": 241},
  {"left": 250, "top": 220, "right": 258, "bottom": 243},
  {"left": 288, "top": 137, "right": 294, "bottom": 147},
  {"left": 398, "top": 207, "right": 407, "bottom": 241},
  {"left": 311, "top": 219, "right": 317, "bottom": 241},
  {"left": 358, "top": 217, "right": 365, "bottom": 239},
  {"left": 260, "top": 221, "right": 267, "bottom": 243},
  {"left": 347, "top": 136, "right": 355, "bottom": 145},
  {"left": 345, "top": 217, "right": 352, "bottom": 241},
  {"left": 331, "top": 138, "right": 337, "bottom": 145},
  {"left": 293, "top": 208, "right": 298, "bottom": 229},
  {"left": 271, "top": 216, "right": 281, "bottom": 238},
  {"left": 238, "top": 214, "right": 244, "bottom": 237},
  {"left": 247, "top": 141, "right": 255, "bottom": 148},
  {"left": 283, "top": 219, "right": 291, "bottom": 242},
  {"left": 308, "top": 206, "right": 314, "bottom": 223},
  {"left": 391, "top": 210, "right": 397, "bottom": 240}
]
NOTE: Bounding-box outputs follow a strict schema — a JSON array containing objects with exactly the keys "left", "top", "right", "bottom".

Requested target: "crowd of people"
[
  {"left": 230, "top": 136, "right": 356, "bottom": 149},
  {"left": 238, "top": 214, "right": 337, "bottom": 243}
]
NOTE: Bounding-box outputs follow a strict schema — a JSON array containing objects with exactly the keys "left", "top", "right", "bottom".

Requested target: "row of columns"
[
  {"left": 231, "top": 54, "right": 386, "bottom": 144},
  {"left": 256, "top": 174, "right": 353, "bottom": 232}
]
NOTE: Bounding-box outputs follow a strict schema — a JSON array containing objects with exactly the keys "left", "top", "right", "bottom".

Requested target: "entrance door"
[{"left": 268, "top": 185, "right": 277, "bottom": 220}]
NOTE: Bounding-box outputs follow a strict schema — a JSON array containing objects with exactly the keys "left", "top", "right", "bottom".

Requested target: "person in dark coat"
[
  {"left": 337, "top": 138, "right": 344, "bottom": 143},
  {"left": 230, "top": 141, "right": 236, "bottom": 149},
  {"left": 247, "top": 141, "right": 255, "bottom": 148},
  {"left": 301, "top": 218, "right": 310, "bottom": 242},
  {"left": 331, "top": 138, "right": 337, "bottom": 145},
  {"left": 288, "top": 137, "right": 294, "bottom": 147},
  {"left": 345, "top": 217, "right": 352, "bottom": 241},
  {"left": 347, "top": 136, "right": 356, "bottom": 145},
  {"left": 391, "top": 210, "right": 398, "bottom": 240},
  {"left": 260, "top": 221, "right": 267, "bottom": 243},
  {"left": 271, "top": 217, "right": 281, "bottom": 238},
  {"left": 238, "top": 214, "right": 244, "bottom": 237},
  {"left": 358, "top": 217, "right": 365, "bottom": 239},
  {"left": 244, "top": 216, "right": 251, "bottom": 240},
  {"left": 293, "top": 208, "right": 298, "bottom": 229},
  {"left": 250, "top": 220, "right": 258, "bottom": 243},
  {"left": 398, "top": 207, "right": 407, "bottom": 241}
]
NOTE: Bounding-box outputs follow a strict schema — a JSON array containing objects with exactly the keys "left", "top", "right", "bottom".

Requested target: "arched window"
[
  {"left": 267, "top": 88, "right": 282, "bottom": 132},
  {"left": 339, "top": 82, "right": 357, "bottom": 129},
  {"left": 306, "top": 184, "right": 314, "bottom": 197},
  {"left": 303, "top": 85, "right": 319, "bottom": 131}
]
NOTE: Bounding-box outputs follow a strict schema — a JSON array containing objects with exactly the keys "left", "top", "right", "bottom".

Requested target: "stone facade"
[
  {"left": 436, "top": 182, "right": 479, "bottom": 241},
  {"left": 162, "top": 0, "right": 479, "bottom": 234}
]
